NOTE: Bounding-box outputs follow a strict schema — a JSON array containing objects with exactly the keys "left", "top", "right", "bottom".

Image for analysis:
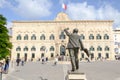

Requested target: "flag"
[{"left": 62, "top": 3, "right": 67, "bottom": 10}]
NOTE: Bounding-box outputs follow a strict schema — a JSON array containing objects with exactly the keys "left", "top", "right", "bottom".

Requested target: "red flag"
[{"left": 62, "top": 3, "right": 67, "bottom": 10}]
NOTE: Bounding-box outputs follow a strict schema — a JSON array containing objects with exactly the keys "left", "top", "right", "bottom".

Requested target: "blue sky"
[{"left": 0, "top": 0, "right": 120, "bottom": 29}]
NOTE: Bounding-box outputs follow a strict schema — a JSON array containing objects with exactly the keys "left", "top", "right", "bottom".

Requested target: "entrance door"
[
  {"left": 60, "top": 45, "right": 66, "bottom": 55},
  {"left": 24, "top": 53, "right": 27, "bottom": 62},
  {"left": 41, "top": 53, "right": 44, "bottom": 58},
  {"left": 17, "top": 53, "right": 20, "bottom": 59}
]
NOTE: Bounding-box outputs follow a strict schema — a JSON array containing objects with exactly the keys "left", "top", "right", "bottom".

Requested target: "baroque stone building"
[
  {"left": 113, "top": 29, "right": 120, "bottom": 59},
  {"left": 11, "top": 12, "right": 115, "bottom": 61}
]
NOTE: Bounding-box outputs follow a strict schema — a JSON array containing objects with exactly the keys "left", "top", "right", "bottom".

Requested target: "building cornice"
[{"left": 12, "top": 20, "right": 114, "bottom": 23}]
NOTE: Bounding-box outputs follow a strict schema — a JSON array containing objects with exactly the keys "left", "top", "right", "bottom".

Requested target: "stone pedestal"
[{"left": 66, "top": 70, "right": 87, "bottom": 80}]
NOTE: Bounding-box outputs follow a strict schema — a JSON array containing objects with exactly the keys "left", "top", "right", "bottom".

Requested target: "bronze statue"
[{"left": 64, "top": 28, "right": 90, "bottom": 72}]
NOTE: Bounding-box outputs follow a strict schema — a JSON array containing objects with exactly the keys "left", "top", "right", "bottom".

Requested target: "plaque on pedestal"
[{"left": 66, "top": 70, "right": 87, "bottom": 80}]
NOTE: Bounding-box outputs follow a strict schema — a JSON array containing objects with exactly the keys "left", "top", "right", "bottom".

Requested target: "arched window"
[
  {"left": 104, "top": 34, "right": 109, "bottom": 39},
  {"left": 40, "top": 34, "right": 45, "bottom": 40},
  {"left": 60, "top": 45, "right": 66, "bottom": 55},
  {"left": 59, "top": 31, "right": 65, "bottom": 39},
  {"left": 24, "top": 46, "right": 28, "bottom": 51},
  {"left": 89, "top": 46, "right": 94, "bottom": 51},
  {"left": 89, "top": 34, "right": 94, "bottom": 40},
  {"left": 40, "top": 46, "right": 46, "bottom": 51},
  {"left": 50, "top": 46, "right": 54, "bottom": 51},
  {"left": 80, "top": 34, "right": 85, "bottom": 40},
  {"left": 16, "top": 46, "right": 21, "bottom": 51},
  {"left": 50, "top": 34, "right": 55, "bottom": 40},
  {"left": 31, "top": 34, "right": 36, "bottom": 40},
  {"left": 17, "top": 34, "right": 21, "bottom": 40},
  {"left": 96, "top": 34, "right": 101, "bottom": 40},
  {"left": 105, "top": 46, "right": 109, "bottom": 51},
  {"left": 97, "top": 46, "right": 102, "bottom": 51},
  {"left": 31, "top": 46, "right": 36, "bottom": 51},
  {"left": 24, "top": 34, "right": 28, "bottom": 40}
]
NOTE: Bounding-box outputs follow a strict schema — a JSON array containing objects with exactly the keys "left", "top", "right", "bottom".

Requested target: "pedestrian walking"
[
  {"left": 16, "top": 58, "right": 21, "bottom": 66},
  {"left": 4, "top": 57, "right": 10, "bottom": 74},
  {"left": 41, "top": 57, "right": 45, "bottom": 64},
  {"left": 21, "top": 58, "right": 24, "bottom": 66},
  {"left": 54, "top": 57, "right": 58, "bottom": 65}
]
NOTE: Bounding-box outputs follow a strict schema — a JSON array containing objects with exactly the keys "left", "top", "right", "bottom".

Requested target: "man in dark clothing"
[
  {"left": 16, "top": 58, "right": 21, "bottom": 66},
  {"left": 64, "top": 28, "right": 90, "bottom": 72},
  {"left": 4, "top": 57, "right": 10, "bottom": 73}
]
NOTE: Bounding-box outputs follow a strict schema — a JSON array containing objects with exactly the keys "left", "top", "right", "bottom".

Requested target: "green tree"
[{"left": 0, "top": 14, "right": 12, "bottom": 60}]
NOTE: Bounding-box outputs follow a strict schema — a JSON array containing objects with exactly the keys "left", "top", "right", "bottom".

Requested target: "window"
[
  {"left": 89, "top": 34, "right": 94, "bottom": 40},
  {"left": 59, "top": 31, "right": 65, "bottom": 39},
  {"left": 104, "top": 34, "right": 109, "bottom": 39},
  {"left": 24, "top": 34, "right": 28, "bottom": 40},
  {"left": 96, "top": 34, "right": 101, "bottom": 40},
  {"left": 114, "top": 48, "right": 118, "bottom": 53},
  {"left": 31, "top": 46, "right": 36, "bottom": 51},
  {"left": 97, "top": 46, "right": 102, "bottom": 51},
  {"left": 80, "top": 34, "right": 85, "bottom": 40},
  {"left": 50, "top": 34, "right": 55, "bottom": 40},
  {"left": 50, "top": 46, "right": 54, "bottom": 51},
  {"left": 40, "top": 46, "right": 46, "bottom": 51},
  {"left": 40, "top": 34, "right": 45, "bottom": 40},
  {"left": 24, "top": 46, "right": 28, "bottom": 51},
  {"left": 105, "top": 46, "right": 109, "bottom": 51},
  {"left": 31, "top": 34, "right": 36, "bottom": 40},
  {"left": 17, "top": 34, "right": 21, "bottom": 40},
  {"left": 89, "top": 46, "right": 94, "bottom": 51},
  {"left": 16, "top": 46, "right": 21, "bottom": 51},
  {"left": 115, "top": 42, "right": 118, "bottom": 45}
]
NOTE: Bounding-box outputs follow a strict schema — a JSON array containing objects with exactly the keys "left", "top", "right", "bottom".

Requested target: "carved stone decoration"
[{"left": 55, "top": 12, "right": 70, "bottom": 21}]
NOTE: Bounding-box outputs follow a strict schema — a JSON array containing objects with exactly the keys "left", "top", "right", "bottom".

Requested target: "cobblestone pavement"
[{"left": 3, "top": 60, "right": 120, "bottom": 80}]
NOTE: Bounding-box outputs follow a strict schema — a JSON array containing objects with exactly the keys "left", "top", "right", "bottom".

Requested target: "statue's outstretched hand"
[
  {"left": 64, "top": 28, "right": 69, "bottom": 31},
  {"left": 84, "top": 48, "right": 90, "bottom": 57}
]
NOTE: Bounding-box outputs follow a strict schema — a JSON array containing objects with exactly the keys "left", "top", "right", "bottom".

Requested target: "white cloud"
[
  {"left": 6, "top": 22, "right": 12, "bottom": 35},
  {"left": 67, "top": 2, "right": 120, "bottom": 28},
  {"left": 0, "top": 0, "right": 8, "bottom": 8},
  {"left": 13, "top": 0, "right": 52, "bottom": 19},
  {"left": 1, "top": 0, "right": 52, "bottom": 19}
]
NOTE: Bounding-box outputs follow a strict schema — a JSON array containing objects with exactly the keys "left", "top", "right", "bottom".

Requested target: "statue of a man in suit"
[{"left": 64, "top": 28, "right": 90, "bottom": 72}]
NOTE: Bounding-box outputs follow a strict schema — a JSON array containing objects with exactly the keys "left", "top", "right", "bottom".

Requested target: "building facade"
[
  {"left": 113, "top": 29, "right": 120, "bottom": 59},
  {"left": 11, "top": 12, "right": 115, "bottom": 61}
]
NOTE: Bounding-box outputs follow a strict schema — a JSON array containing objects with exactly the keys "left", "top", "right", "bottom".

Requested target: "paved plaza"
[{"left": 2, "top": 60, "right": 120, "bottom": 80}]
